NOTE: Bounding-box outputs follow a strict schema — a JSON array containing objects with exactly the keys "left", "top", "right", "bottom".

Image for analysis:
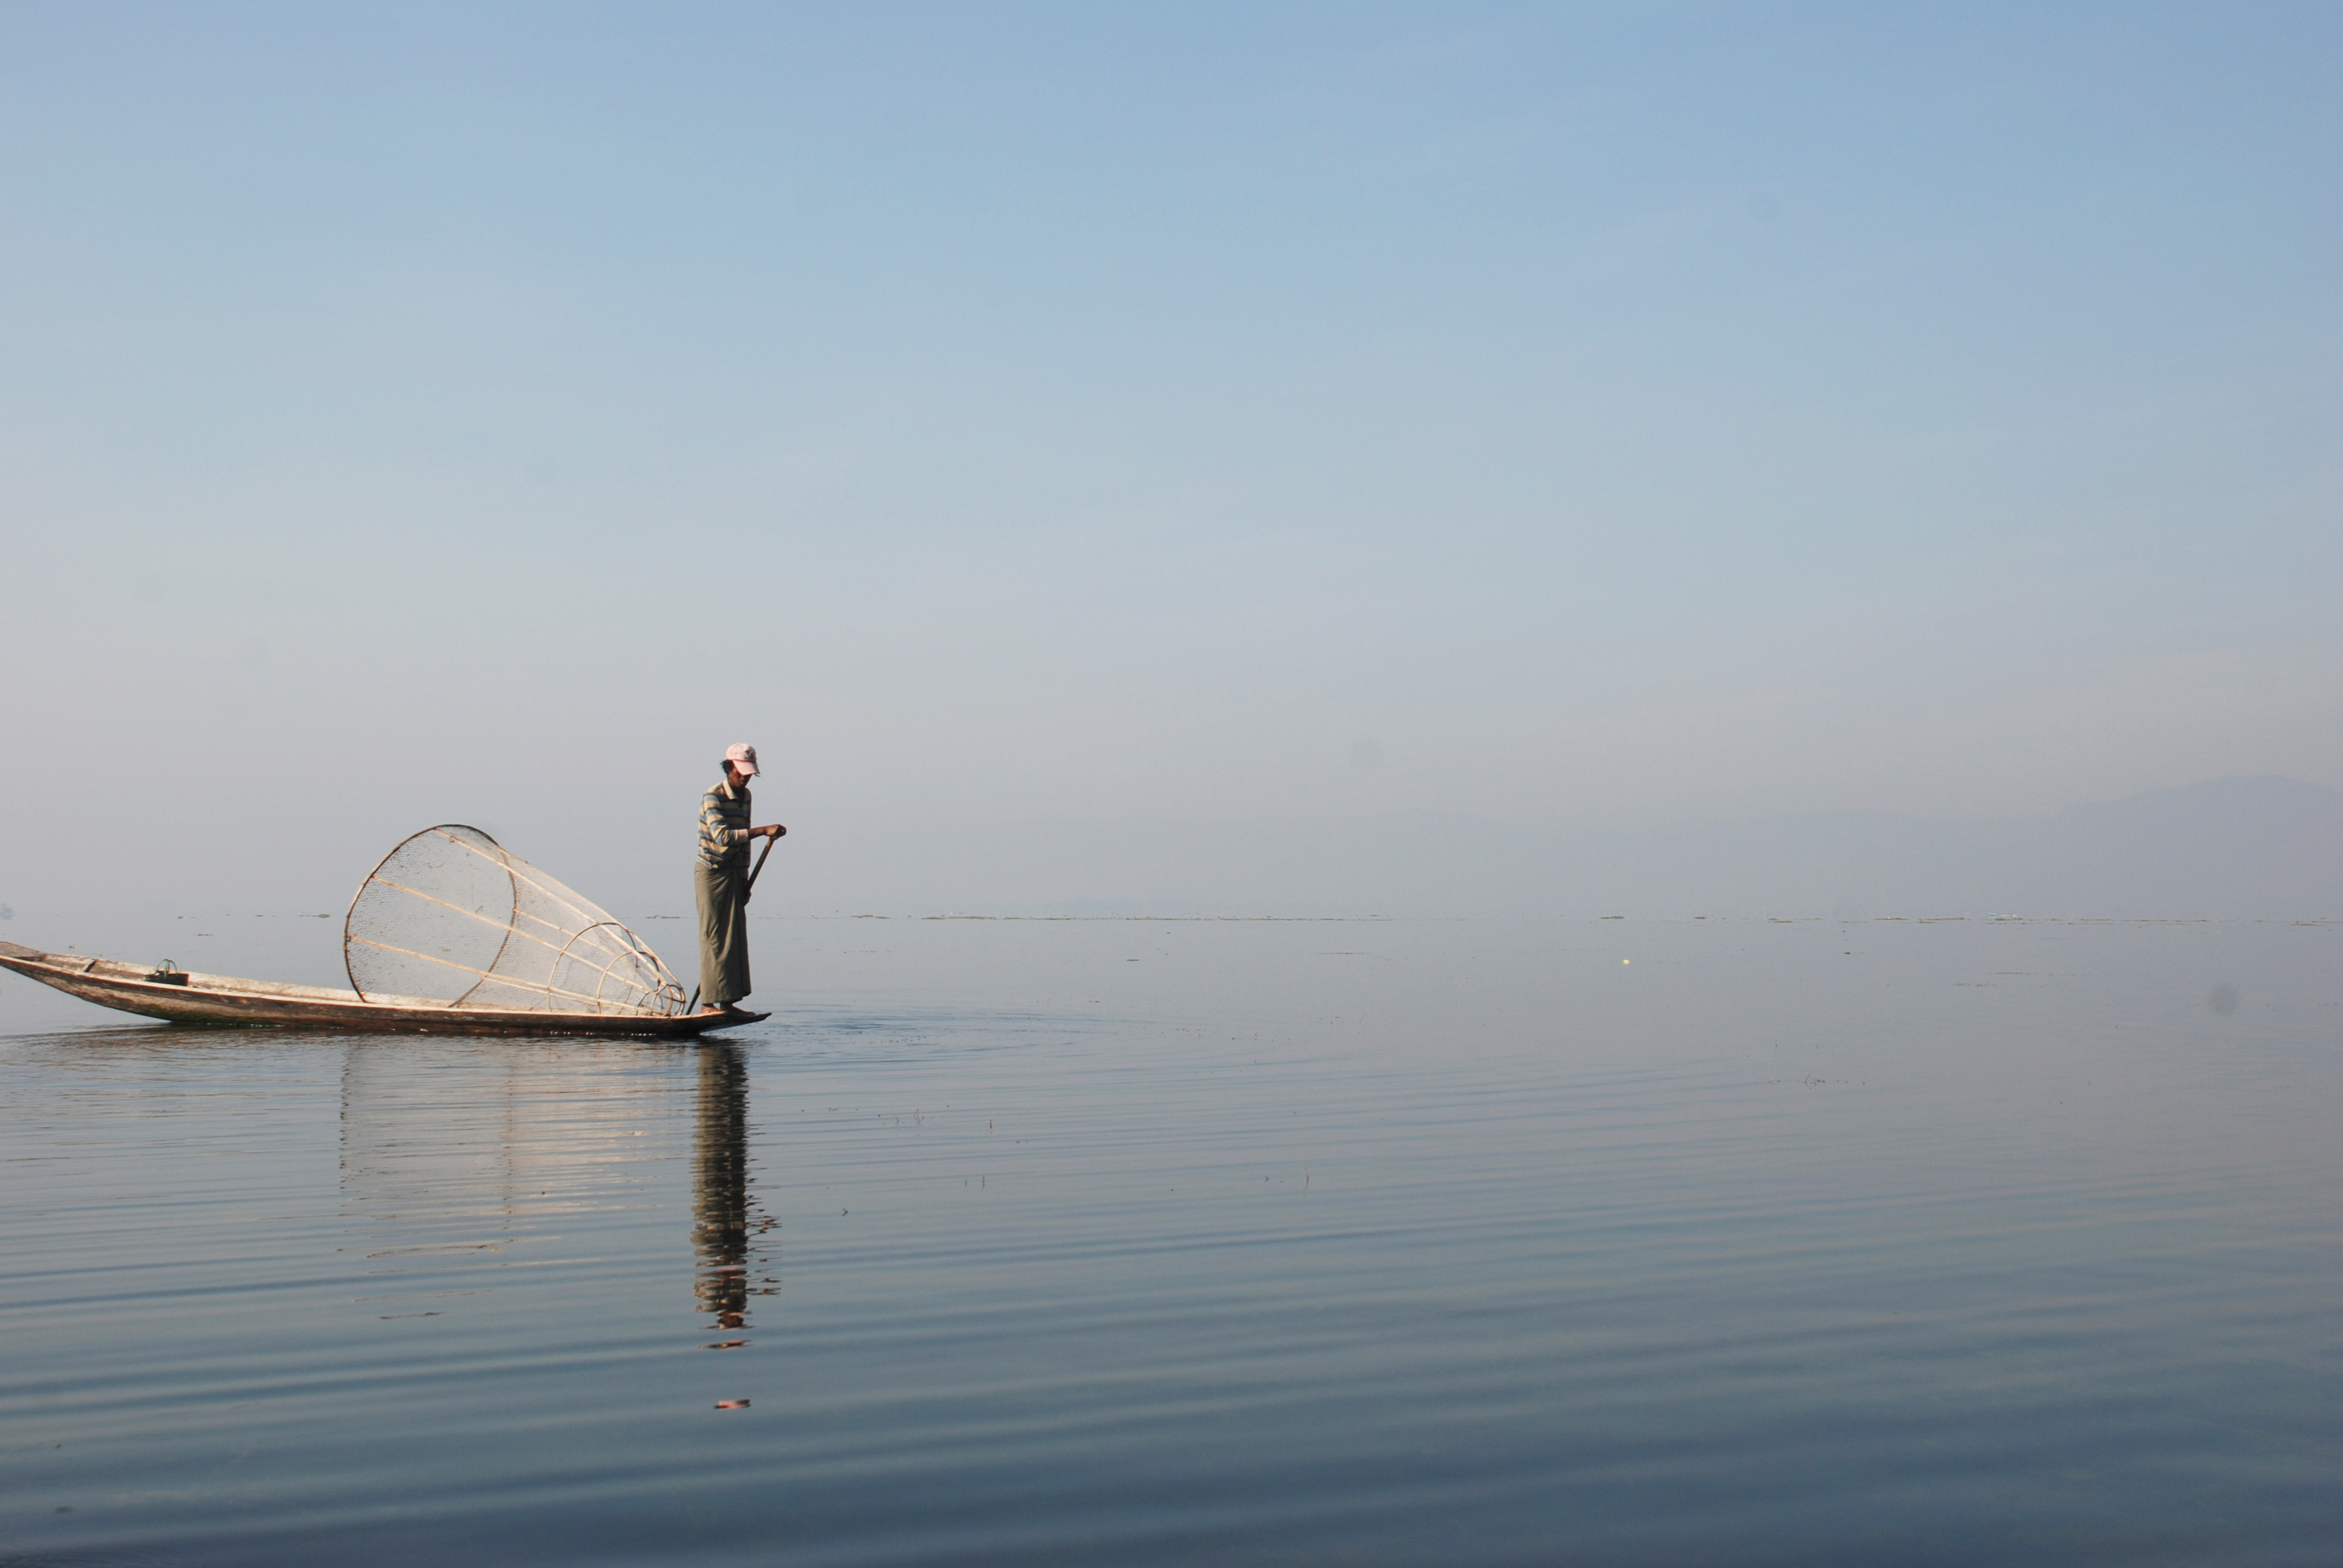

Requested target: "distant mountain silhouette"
[
  {"left": 1985, "top": 774, "right": 2340, "bottom": 917},
  {"left": 1564, "top": 776, "right": 2343, "bottom": 918},
  {"left": 776, "top": 776, "right": 2341, "bottom": 918}
]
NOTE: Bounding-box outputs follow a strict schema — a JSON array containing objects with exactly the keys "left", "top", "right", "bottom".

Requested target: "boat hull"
[{"left": 0, "top": 942, "right": 761, "bottom": 1037}]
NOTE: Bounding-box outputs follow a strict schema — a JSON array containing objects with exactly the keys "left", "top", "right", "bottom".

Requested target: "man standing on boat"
[{"left": 696, "top": 743, "right": 784, "bottom": 1016}]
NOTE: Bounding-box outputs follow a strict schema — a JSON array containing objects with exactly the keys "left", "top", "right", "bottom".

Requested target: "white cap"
[{"left": 725, "top": 742, "right": 759, "bottom": 777}]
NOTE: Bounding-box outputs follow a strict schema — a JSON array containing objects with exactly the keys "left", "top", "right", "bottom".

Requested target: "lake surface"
[{"left": 2, "top": 915, "right": 2338, "bottom": 1565}]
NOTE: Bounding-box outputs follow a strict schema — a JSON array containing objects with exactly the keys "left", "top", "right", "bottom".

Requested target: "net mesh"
[{"left": 344, "top": 825, "right": 687, "bottom": 1016}]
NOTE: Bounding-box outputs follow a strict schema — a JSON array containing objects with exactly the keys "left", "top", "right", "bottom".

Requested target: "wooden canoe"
[{"left": 0, "top": 941, "right": 764, "bottom": 1037}]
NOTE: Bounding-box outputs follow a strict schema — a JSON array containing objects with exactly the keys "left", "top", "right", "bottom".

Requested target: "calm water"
[{"left": 2, "top": 915, "right": 2337, "bottom": 1565}]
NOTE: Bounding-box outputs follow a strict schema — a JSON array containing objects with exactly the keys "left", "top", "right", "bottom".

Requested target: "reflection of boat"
[{"left": 0, "top": 941, "right": 763, "bottom": 1036}]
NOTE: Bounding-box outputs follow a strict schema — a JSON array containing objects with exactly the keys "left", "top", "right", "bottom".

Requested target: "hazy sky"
[{"left": 3, "top": 3, "right": 2337, "bottom": 914}]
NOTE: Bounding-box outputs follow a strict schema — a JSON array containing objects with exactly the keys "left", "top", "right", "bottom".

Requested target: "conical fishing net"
[{"left": 345, "top": 825, "right": 687, "bottom": 1016}]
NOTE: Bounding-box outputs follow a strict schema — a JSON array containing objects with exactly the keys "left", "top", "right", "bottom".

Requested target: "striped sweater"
[{"left": 697, "top": 779, "right": 753, "bottom": 871}]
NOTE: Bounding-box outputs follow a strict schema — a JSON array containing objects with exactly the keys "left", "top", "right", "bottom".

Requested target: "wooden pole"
[{"left": 745, "top": 833, "right": 779, "bottom": 903}]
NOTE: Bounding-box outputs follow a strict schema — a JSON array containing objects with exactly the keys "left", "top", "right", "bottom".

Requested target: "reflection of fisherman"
[
  {"left": 693, "top": 1044, "right": 752, "bottom": 1322},
  {"left": 695, "top": 743, "right": 785, "bottom": 1016}
]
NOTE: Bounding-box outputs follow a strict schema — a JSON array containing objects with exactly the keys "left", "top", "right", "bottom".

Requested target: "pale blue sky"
[{"left": 2, "top": 4, "right": 2336, "bottom": 913}]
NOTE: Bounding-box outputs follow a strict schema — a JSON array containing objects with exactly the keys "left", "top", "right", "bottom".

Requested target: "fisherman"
[{"left": 696, "top": 743, "right": 785, "bottom": 1016}]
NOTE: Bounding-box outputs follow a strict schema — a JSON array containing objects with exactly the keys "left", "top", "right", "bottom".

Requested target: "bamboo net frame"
[{"left": 344, "top": 825, "right": 687, "bottom": 1017}]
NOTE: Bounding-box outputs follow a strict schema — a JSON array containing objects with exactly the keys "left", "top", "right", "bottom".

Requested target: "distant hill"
[
  {"left": 1561, "top": 776, "right": 2343, "bottom": 918},
  {"left": 764, "top": 776, "right": 2341, "bottom": 919},
  {"left": 1983, "top": 774, "right": 2341, "bottom": 918}
]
